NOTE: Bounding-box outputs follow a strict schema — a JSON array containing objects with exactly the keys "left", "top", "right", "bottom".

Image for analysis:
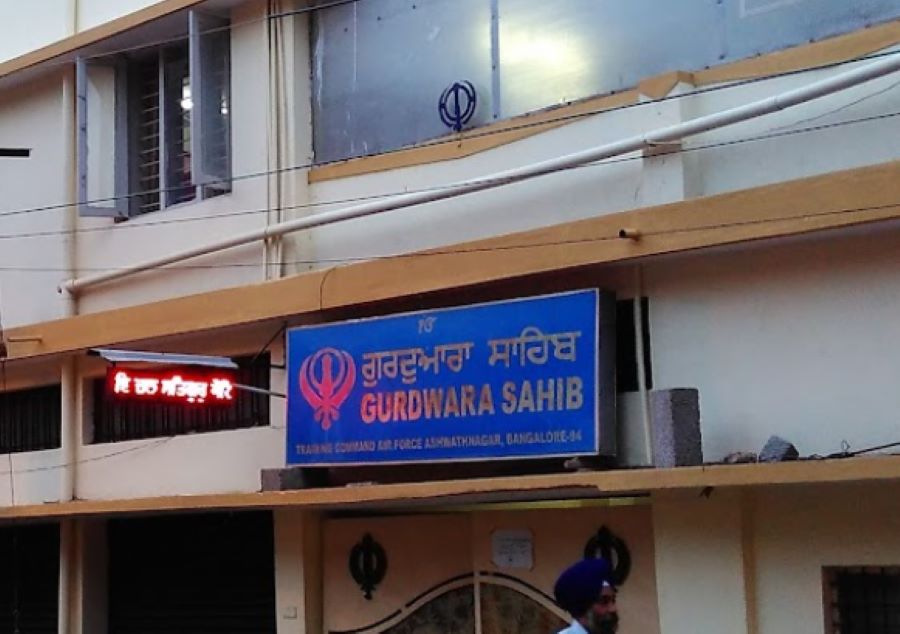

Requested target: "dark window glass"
[{"left": 0, "top": 385, "right": 61, "bottom": 454}]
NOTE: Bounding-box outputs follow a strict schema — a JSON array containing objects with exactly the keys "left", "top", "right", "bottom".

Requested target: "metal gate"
[
  {"left": 0, "top": 523, "right": 59, "bottom": 633},
  {"left": 108, "top": 511, "right": 276, "bottom": 633}
]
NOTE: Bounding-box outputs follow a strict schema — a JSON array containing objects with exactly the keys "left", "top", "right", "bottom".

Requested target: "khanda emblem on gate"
[
  {"left": 584, "top": 526, "right": 632, "bottom": 586},
  {"left": 298, "top": 347, "right": 356, "bottom": 430},
  {"left": 349, "top": 533, "right": 388, "bottom": 600}
]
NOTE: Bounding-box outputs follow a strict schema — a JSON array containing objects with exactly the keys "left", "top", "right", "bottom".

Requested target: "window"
[
  {"left": 310, "top": 0, "right": 900, "bottom": 164},
  {"left": 825, "top": 567, "right": 900, "bottom": 633},
  {"left": 0, "top": 385, "right": 61, "bottom": 454},
  {"left": 77, "top": 10, "right": 231, "bottom": 218},
  {"left": 90, "top": 354, "right": 270, "bottom": 443}
]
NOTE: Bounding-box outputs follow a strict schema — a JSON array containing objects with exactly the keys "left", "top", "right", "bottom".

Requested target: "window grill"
[
  {"left": 163, "top": 51, "right": 195, "bottom": 207},
  {"left": 826, "top": 567, "right": 900, "bottom": 633},
  {"left": 108, "top": 512, "right": 275, "bottom": 634},
  {"left": 0, "top": 523, "right": 59, "bottom": 634},
  {"left": 91, "top": 354, "right": 271, "bottom": 443},
  {"left": 0, "top": 385, "right": 62, "bottom": 454},
  {"left": 133, "top": 57, "right": 161, "bottom": 215}
]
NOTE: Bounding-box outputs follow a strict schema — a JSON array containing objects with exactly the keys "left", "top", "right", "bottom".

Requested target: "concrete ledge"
[{"left": 0, "top": 454, "right": 899, "bottom": 521}]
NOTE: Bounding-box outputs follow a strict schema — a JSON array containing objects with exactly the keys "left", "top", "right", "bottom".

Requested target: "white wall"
[
  {"left": 654, "top": 482, "right": 900, "bottom": 634},
  {"left": 0, "top": 70, "right": 74, "bottom": 327},
  {"left": 76, "top": 425, "right": 284, "bottom": 498},
  {"left": 75, "top": 0, "right": 167, "bottom": 31},
  {"left": 298, "top": 103, "right": 682, "bottom": 278},
  {"left": 0, "top": 0, "right": 72, "bottom": 63},
  {"left": 0, "top": 448, "right": 66, "bottom": 506},
  {"left": 652, "top": 490, "right": 751, "bottom": 634},
  {"left": 752, "top": 483, "right": 900, "bottom": 634},
  {"left": 649, "top": 223, "right": 900, "bottom": 460},
  {"left": 686, "top": 53, "right": 900, "bottom": 197}
]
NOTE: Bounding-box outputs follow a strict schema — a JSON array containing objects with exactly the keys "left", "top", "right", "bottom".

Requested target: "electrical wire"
[
  {"left": 822, "top": 439, "right": 900, "bottom": 459},
  {"left": 0, "top": 107, "right": 897, "bottom": 244},
  {"left": 0, "top": 197, "right": 895, "bottom": 273},
  {"left": 1, "top": 43, "right": 899, "bottom": 220},
  {"left": 0, "top": 422, "right": 286, "bottom": 477}
]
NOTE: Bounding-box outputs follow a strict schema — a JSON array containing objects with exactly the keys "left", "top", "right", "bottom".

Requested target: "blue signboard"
[{"left": 286, "top": 290, "right": 614, "bottom": 466}]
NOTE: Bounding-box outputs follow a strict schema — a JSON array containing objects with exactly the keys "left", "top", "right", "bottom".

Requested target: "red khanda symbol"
[{"left": 299, "top": 348, "right": 356, "bottom": 430}]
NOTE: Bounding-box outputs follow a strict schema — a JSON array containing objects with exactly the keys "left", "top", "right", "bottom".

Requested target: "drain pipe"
[
  {"left": 61, "top": 53, "right": 900, "bottom": 296},
  {"left": 60, "top": 66, "right": 80, "bottom": 634},
  {"left": 60, "top": 68, "right": 79, "bottom": 499}
]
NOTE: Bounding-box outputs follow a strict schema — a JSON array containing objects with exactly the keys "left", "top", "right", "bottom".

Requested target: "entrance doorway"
[
  {"left": 323, "top": 501, "right": 659, "bottom": 634},
  {"left": 107, "top": 511, "right": 277, "bottom": 633}
]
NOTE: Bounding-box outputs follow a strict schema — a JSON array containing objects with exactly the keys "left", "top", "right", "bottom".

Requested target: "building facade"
[{"left": 1, "top": 1, "right": 900, "bottom": 632}]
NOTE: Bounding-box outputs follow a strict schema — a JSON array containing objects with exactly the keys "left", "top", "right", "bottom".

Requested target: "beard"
[{"left": 584, "top": 611, "right": 619, "bottom": 634}]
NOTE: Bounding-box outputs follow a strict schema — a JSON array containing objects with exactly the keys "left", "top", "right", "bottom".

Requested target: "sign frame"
[{"left": 285, "top": 289, "right": 616, "bottom": 467}]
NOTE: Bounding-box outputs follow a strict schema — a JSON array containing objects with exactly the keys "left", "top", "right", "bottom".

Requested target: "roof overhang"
[
  {"left": 0, "top": 455, "right": 898, "bottom": 521},
  {"left": 0, "top": 0, "right": 245, "bottom": 91}
]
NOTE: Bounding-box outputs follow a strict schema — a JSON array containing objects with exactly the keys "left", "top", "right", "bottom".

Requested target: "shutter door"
[
  {"left": 0, "top": 523, "right": 59, "bottom": 634},
  {"left": 108, "top": 511, "right": 276, "bottom": 634}
]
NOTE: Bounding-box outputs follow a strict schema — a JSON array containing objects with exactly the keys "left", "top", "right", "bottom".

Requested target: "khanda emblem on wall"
[
  {"left": 299, "top": 347, "right": 356, "bottom": 430},
  {"left": 349, "top": 533, "right": 388, "bottom": 600}
]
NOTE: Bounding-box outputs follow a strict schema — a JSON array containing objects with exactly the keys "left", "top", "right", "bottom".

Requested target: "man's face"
[{"left": 584, "top": 585, "right": 618, "bottom": 634}]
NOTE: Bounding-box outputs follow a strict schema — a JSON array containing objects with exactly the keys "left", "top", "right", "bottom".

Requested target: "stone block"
[{"left": 650, "top": 388, "right": 702, "bottom": 468}]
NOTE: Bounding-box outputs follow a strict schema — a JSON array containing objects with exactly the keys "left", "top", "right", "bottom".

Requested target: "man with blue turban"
[{"left": 553, "top": 558, "right": 619, "bottom": 634}]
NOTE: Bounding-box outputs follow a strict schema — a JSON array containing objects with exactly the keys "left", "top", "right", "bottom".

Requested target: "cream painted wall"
[
  {"left": 0, "top": 70, "right": 74, "bottom": 327},
  {"left": 648, "top": 224, "right": 900, "bottom": 460},
  {"left": 652, "top": 490, "right": 751, "bottom": 634},
  {"left": 274, "top": 510, "right": 322, "bottom": 634},
  {"left": 323, "top": 504, "right": 659, "bottom": 633},
  {"left": 0, "top": 0, "right": 176, "bottom": 64},
  {"left": 75, "top": 425, "right": 284, "bottom": 498},
  {"left": 654, "top": 482, "right": 900, "bottom": 634},
  {"left": 299, "top": 105, "right": 678, "bottom": 279},
  {"left": 0, "top": 0, "right": 72, "bottom": 63},
  {"left": 322, "top": 514, "right": 474, "bottom": 632},
  {"left": 75, "top": 0, "right": 165, "bottom": 31},
  {"left": 0, "top": 448, "right": 66, "bottom": 506},
  {"left": 752, "top": 483, "right": 900, "bottom": 634},
  {"left": 686, "top": 53, "right": 900, "bottom": 198}
]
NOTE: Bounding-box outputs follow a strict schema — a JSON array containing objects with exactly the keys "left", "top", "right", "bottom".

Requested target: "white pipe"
[
  {"left": 61, "top": 53, "right": 900, "bottom": 295},
  {"left": 60, "top": 69, "right": 79, "bottom": 634},
  {"left": 633, "top": 266, "right": 653, "bottom": 465},
  {"left": 62, "top": 70, "right": 78, "bottom": 315}
]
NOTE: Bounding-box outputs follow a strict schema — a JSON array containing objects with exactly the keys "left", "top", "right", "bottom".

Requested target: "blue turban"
[{"left": 553, "top": 558, "right": 613, "bottom": 617}]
